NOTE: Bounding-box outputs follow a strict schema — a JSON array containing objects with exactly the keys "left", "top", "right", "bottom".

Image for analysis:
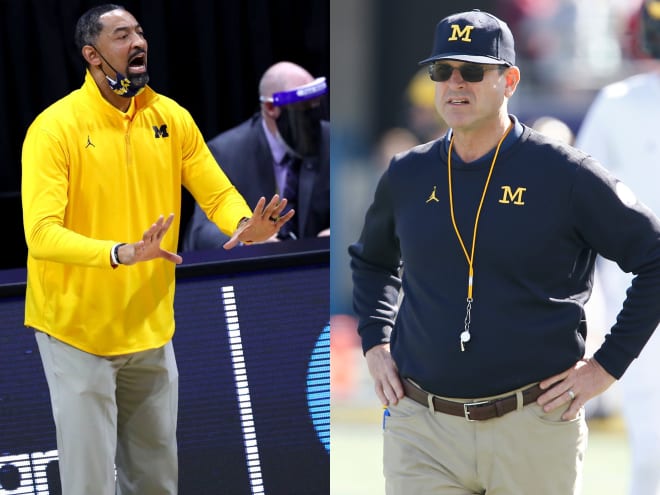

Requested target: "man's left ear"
[{"left": 504, "top": 66, "right": 520, "bottom": 97}]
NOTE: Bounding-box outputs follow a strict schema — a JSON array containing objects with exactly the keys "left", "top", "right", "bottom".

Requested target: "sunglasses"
[{"left": 428, "top": 62, "right": 506, "bottom": 83}]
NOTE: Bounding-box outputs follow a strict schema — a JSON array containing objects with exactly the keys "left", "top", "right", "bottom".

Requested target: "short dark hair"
[{"left": 74, "top": 4, "right": 125, "bottom": 52}]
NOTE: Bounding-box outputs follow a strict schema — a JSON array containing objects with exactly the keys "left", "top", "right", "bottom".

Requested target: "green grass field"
[{"left": 331, "top": 405, "right": 630, "bottom": 495}]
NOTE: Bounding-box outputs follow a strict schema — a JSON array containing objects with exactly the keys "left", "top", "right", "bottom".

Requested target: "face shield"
[
  {"left": 641, "top": 0, "right": 660, "bottom": 59},
  {"left": 262, "top": 77, "right": 328, "bottom": 158}
]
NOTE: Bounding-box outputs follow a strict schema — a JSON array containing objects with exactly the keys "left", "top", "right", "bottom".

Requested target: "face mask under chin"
[{"left": 106, "top": 71, "right": 149, "bottom": 98}]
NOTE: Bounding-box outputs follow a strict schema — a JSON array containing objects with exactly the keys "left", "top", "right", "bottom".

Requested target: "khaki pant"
[
  {"left": 35, "top": 331, "right": 179, "bottom": 495},
  {"left": 383, "top": 384, "right": 588, "bottom": 495}
]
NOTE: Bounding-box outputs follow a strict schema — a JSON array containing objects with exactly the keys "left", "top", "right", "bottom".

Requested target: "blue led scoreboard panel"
[{"left": 0, "top": 238, "right": 330, "bottom": 495}]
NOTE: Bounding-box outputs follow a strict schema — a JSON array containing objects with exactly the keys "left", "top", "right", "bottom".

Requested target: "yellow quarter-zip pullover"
[{"left": 22, "top": 71, "right": 251, "bottom": 355}]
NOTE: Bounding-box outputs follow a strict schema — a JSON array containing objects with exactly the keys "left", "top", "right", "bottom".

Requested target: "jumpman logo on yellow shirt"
[
  {"left": 426, "top": 185, "right": 439, "bottom": 203},
  {"left": 85, "top": 135, "right": 95, "bottom": 148}
]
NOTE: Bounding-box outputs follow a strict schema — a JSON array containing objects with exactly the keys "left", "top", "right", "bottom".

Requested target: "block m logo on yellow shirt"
[
  {"left": 153, "top": 124, "right": 169, "bottom": 138},
  {"left": 448, "top": 24, "right": 474, "bottom": 42}
]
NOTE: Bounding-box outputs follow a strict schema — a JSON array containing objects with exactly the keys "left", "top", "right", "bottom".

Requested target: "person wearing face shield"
[{"left": 183, "top": 61, "right": 330, "bottom": 250}]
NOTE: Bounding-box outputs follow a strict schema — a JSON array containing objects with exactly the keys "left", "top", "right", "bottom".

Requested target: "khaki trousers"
[
  {"left": 383, "top": 384, "right": 588, "bottom": 495},
  {"left": 35, "top": 331, "right": 179, "bottom": 495}
]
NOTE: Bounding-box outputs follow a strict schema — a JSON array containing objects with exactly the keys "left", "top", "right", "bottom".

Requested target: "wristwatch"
[{"left": 111, "top": 243, "right": 127, "bottom": 265}]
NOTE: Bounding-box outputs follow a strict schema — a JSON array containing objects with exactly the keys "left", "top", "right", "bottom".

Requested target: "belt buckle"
[{"left": 463, "top": 400, "right": 490, "bottom": 421}]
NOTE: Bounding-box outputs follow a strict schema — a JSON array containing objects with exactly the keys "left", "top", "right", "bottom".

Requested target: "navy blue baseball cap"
[{"left": 419, "top": 10, "right": 516, "bottom": 66}]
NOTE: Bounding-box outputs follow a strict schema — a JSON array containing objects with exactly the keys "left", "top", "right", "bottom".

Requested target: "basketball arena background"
[
  {"left": 0, "top": 239, "right": 330, "bottom": 494},
  {"left": 0, "top": 0, "right": 329, "bottom": 270}
]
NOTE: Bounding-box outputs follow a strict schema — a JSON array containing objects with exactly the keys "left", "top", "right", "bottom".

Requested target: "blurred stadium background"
[{"left": 330, "top": 0, "right": 651, "bottom": 493}]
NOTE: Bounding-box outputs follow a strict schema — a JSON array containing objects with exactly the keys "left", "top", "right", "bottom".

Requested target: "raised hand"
[
  {"left": 223, "top": 194, "right": 296, "bottom": 250},
  {"left": 117, "top": 214, "right": 183, "bottom": 265}
]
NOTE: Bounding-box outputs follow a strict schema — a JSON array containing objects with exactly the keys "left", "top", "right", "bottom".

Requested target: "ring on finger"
[
  {"left": 268, "top": 216, "right": 279, "bottom": 223},
  {"left": 567, "top": 389, "right": 575, "bottom": 400}
]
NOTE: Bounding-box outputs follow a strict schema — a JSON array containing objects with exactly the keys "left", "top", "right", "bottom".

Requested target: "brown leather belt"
[{"left": 402, "top": 379, "right": 543, "bottom": 421}]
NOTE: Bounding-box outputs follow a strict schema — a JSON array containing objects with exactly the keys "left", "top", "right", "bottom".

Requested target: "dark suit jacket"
[{"left": 183, "top": 113, "right": 330, "bottom": 251}]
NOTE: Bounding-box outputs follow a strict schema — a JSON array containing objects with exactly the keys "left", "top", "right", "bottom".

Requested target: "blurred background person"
[
  {"left": 531, "top": 115, "right": 575, "bottom": 145},
  {"left": 403, "top": 67, "right": 448, "bottom": 143},
  {"left": 531, "top": 114, "right": 623, "bottom": 422},
  {"left": 372, "top": 127, "right": 421, "bottom": 175},
  {"left": 330, "top": 126, "right": 418, "bottom": 406},
  {"left": 575, "top": 2, "right": 660, "bottom": 493},
  {"left": 184, "top": 61, "right": 330, "bottom": 250}
]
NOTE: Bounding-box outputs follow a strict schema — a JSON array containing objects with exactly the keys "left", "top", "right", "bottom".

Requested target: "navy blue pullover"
[{"left": 349, "top": 118, "right": 660, "bottom": 397}]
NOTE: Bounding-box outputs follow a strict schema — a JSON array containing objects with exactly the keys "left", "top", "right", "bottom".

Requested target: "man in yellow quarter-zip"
[{"left": 21, "top": 4, "right": 294, "bottom": 495}]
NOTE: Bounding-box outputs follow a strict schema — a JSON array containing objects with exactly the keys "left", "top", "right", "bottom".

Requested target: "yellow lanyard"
[{"left": 447, "top": 123, "right": 512, "bottom": 351}]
